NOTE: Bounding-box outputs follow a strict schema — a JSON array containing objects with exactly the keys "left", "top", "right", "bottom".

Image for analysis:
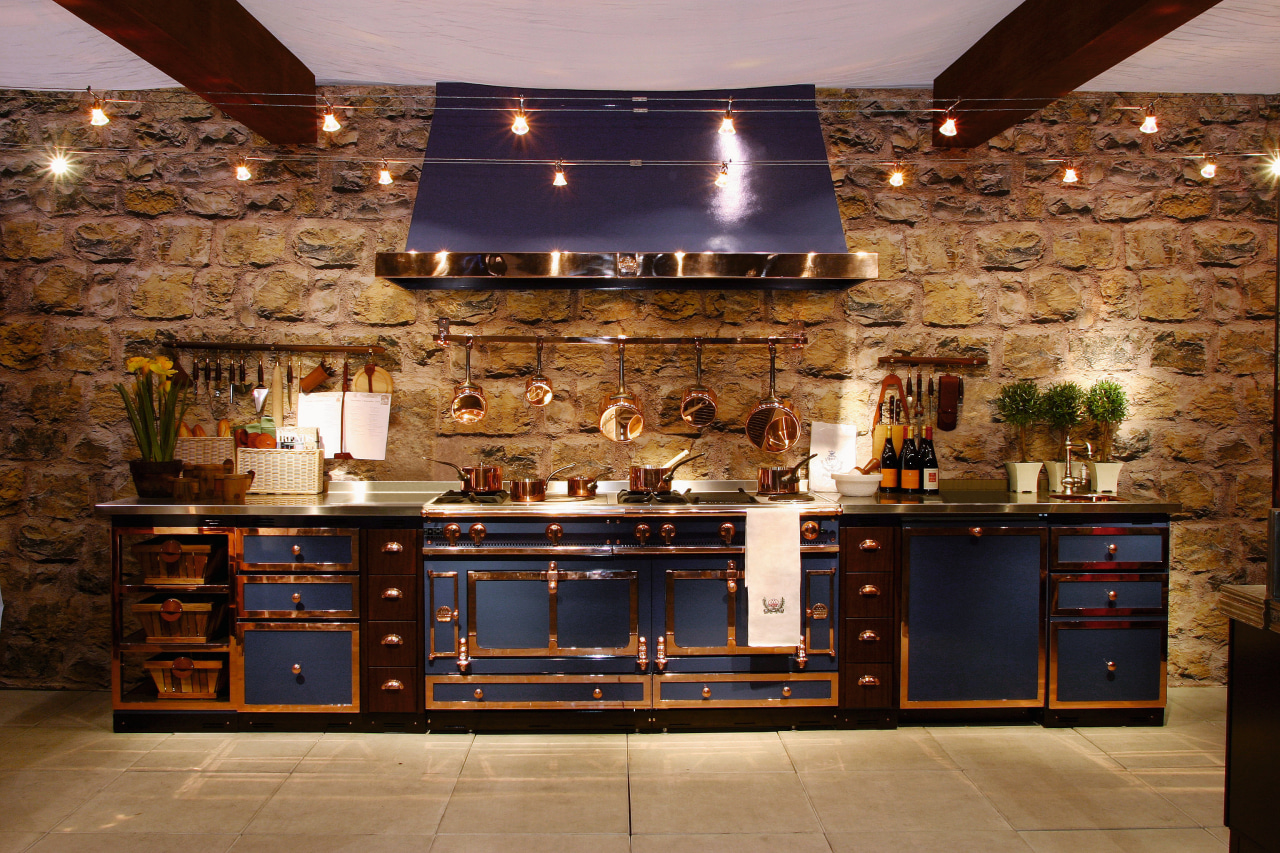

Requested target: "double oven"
[{"left": 422, "top": 490, "right": 841, "bottom": 718}]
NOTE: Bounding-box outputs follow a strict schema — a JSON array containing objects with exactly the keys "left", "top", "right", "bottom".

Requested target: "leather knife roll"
[{"left": 936, "top": 374, "right": 960, "bottom": 431}]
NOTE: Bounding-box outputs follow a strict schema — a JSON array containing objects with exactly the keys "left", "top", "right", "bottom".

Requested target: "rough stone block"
[
  {"left": 921, "top": 274, "right": 987, "bottom": 326},
  {"left": 1027, "top": 269, "right": 1080, "bottom": 322},
  {"left": 1151, "top": 331, "right": 1207, "bottom": 374},
  {"left": 907, "top": 229, "right": 965, "bottom": 273},
  {"left": 294, "top": 222, "right": 366, "bottom": 268},
  {"left": 1124, "top": 224, "right": 1184, "bottom": 268},
  {"left": 1069, "top": 330, "right": 1144, "bottom": 370},
  {"left": 220, "top": 223, "right": 286, "bottom": 266},
  {"left": 123, "top": 185, "right": 179, "bottom": 217},
  {"left": 72, "top": 221, "right": 142, "bottom": 262},
  {"left": 31, "top": 264, "right": 87, "bottom": 315},
  {"left": 1155, "top": 190, "right": 1213, "bottom": 221},
  {"left": 1192, "top": 223, "right": 1259, "bottom": 266},
  {"left": 183, "top": 188, "right": 242, "bottom": 218},
  {"left": 1240, "top": 266, "right": 1277, "bottom": 319},
  {"left": 351, "top": 277, "right": 417, "bottom": 326},
  {"left": 1052, "top": 227, "right": 1114, "bottom": 270},
  {"left": 0, "top": 321, "right": 44, "bottom": 370},
  {"left": 1097, "top": 270, "right": 1137, "bottom": 319},
  {"left": 1217, "top": 328, "right": 1273, "bottom": 375},
  {"left": 251, "top": 268, "right": 309, "bottom": 321},
  {"left": 156, "top": 222, "right": 212, "bottom": 266},
  {"left": 1138, "top": 271, "right": 1201, "bottom": 321},
  {"left": 846, "top": 281, "right": 913, "bottom": 326},
  {"left": 873, "top": 195, "right": 926, "bottom": 224},
  {"left": 974, "top": 227, "right": 1044, "bottom": 270},
  {"left": 1001, "top": 332, "right": 1063, "bottom": 377},
  {"left": 1096, "top": 193, "right": 1154, "bottom": 222},
  {"left": 1, "top": 219, "right": 65, "bottom": 260},
  {"left": 129, "top": 270, "right": 195, "bottom": 320},
  {"left": 49, "top": 327, "right": 110, "bottom": 374}
]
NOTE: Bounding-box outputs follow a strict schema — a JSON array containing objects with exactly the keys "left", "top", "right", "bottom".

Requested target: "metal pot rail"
[{"left": 434, "top": 318, "right": 805, "bottom": 350}]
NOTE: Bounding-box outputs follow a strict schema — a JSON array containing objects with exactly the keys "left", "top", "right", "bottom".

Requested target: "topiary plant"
[
  {"left": 993, "top": 380, "right": 1042, "bottom": 462},
  {"left": 1084, "top": 378, "right": 1129, "bottom": 461},
  {"left": 1040, "top": 381, "right": 1086, "bottom": 458}
]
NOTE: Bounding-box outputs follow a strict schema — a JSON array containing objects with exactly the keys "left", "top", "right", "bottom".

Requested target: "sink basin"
[{"left": 1048, "top": 493, "right": 1126, "bottom": 502}]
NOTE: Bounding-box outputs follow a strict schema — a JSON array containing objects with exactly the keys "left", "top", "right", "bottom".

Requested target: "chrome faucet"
[{"left": 1059, "top": 434, "right": 1093, "bottom": 495}]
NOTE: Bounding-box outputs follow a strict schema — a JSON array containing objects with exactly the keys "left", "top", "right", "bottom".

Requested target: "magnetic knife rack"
[
  {"left": 877, "top": 355, "right": 987, "bottom": 367},
  {"left": 173, "top": 342, "right": 386, "bottom": 355},
  {"left": 433, "top": 319, "right": 805, "bottom": 349}
]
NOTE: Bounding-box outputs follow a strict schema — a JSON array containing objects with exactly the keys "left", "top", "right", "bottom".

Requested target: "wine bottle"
[
  {"left": 879, "top": 430, "right": 899, "bottom": 493},
  {"left": 900, "top": 426, "right": 921, "bottom": 493},
  {"left": 920, "top": 426, "right": 940, "bottom": 494}
]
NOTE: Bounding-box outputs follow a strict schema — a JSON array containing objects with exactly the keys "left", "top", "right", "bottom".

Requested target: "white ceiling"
[{"left": 0, "top": 0, "right": 1277, "bottom": 95}]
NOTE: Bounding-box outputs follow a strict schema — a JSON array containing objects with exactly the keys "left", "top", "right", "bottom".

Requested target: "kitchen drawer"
[
  {"left": 367, "top": 621, "right": 417, "bottom": 668},
  {"left": 365, "top": 529, "right": 418, "bottom": 575},
  {"left": 366, "top": 667, "right": 419, "bottom": 713},
  {"left": 654, "top": 673, "right": 836, "bottom": 707},
  {"left": 1049, "top": 621, "right": 1166, "bottom": 708},
  {"left": 841, "top": 662, "right": 893, "bottom": 708},
  {"left": 238, "top": 575, "right": 358, "bottom": 618},
  {"left": 842, "top": 618, "right": 893, "bottom": 663},
  {"left": 1052, "top": 527, "right": 1166, "bottom": 568},
  {"left": 842, "top": 573, "right": 893, "bottom": 619},
  {"left": 842, "top": 527, "right": 894, "bottom": 574},
  {"left": 367, "top": 575, "right": 419, "bottom": 622},
  {"left": 239, "top": 529, "right": 356, "bottom": 569},
  {"left": 427, "top": 675, "right": 650, "bottom": 709},
  {"left": 1051, "top": 574, "right": 1167, "bottom": 617},
  {"left": 237, "top": 623, "right": 358, "bottom": 711}
]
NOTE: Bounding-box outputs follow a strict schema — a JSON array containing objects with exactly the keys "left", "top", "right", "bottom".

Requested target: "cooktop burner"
[
  {"left": 615, "top": 490, "right": 689, "bottom": 505},
  {"left": 766, "top": 493, "right": 817, "bottom": 503},
  {"left": 433, "top": 489, "right": 510, "bottom": 505},
  {"left": 614, "top": 489, "right": 762, "bottom": 506}
]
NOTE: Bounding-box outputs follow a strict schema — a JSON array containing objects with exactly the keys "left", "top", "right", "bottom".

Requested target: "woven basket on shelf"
[
  {"left": 144, "top": 654, "right": 227, "bottom": 698},
  {"left": 174, "top": 436, "right": 236, "bottom": 468},
  {"left": 236, "top": 447, "right": 325, "bottom": 494},
  {"left": 132, "top": 595, "right": 224, "bottom": 643}
]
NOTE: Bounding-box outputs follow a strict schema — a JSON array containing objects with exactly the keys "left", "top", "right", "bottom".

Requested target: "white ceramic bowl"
[{"left": 832, "top": 472, "right": 881, "bottom": 497}]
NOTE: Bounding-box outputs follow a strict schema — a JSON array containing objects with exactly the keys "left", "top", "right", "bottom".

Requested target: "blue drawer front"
[
  {"left": 1057, "top": 533, "right": 1163, "bottom": 565},
  {"left": 1056, "top": 579, "right": 1165, "bottom": 613},
  {"left": 659, "top": 678, "right": 832, "bottom": 703},
  {"left": 242, "top": 629, "right": 354, "bottom": 706},
  {"left": 1053, "top": 624, "right": 1164, "bottom": 704},
  {"left": 242, "top": 581, "right": 354, "bottom": 615},
  {"left": 433, "top": 680, "right": 646, "bottom": 704},
  {"left": 242, "top": 535, "right": 353, "bottom": 566}
]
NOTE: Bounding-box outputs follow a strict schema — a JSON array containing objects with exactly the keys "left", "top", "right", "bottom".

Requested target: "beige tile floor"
[{"left": 0, "top": 687, "right": 1227, "bottom": 852}]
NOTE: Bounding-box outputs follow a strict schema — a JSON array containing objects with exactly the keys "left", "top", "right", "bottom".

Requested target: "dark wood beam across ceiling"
[
  {"left": 931, "top": 0, "right": 1224, "bottom": 149},
  {"left": 50, "top": 0, "right": 317, "bottom": 145}
]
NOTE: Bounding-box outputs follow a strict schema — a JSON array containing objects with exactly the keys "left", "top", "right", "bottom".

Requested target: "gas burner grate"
[
  {"left": 433, "top": 490, "right": 510, "bottom": 505},
  {"left": 767, "top": 492, "right": 816, "bottom": 502},
  {"left": 615, "top": 490, "right": 689, "bottom": 505},
  {"left": 685, "top": 489, "right": 759, "bottom": 505}
]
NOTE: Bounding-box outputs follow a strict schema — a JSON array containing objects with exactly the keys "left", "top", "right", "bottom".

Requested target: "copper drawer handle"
[
  {"left": 969, "top": 527, "right": 982, "bottom": 537},
  {"left": 381, "top": 634, "right": 404, "bottom": 646},
  {"left": 726, "top": 559, "right": 738, "bottom": 593},
  {"left": 547, "top": 561, "right": 558, "bottom": 594},
  {"left": 473, "top": 688, "right": 484, "bottom": 700},
  {"left": 859, "top": 630, "right": 880, "bottom": 642},
  {"left": 1108, "top": 590, "right": 1118, "bottom": 602},
  {"left": 782, "top": 686, "right": 792, "bottom": 697},
  {"left": 859, "top": 539, "right": 881, "bottom": 551},
  {"left": 701, "top": 686, "right": 712, "bottom": 699},
  {"left": 291, "top": 663, "right": 302, "bottom": 675},
  {"left": 859, "top": 584, "right": 881, "bottom": 597},
  {"left": 592, "top": 688, "right": 603, "bottom": 699},
  {"left": 382, "top": 541, "right": 404, "bottom": 553},
  {"left": 292, "top": 544, "right": 303, "bottom": 556},
  {"left": 858, "top": 675, "right": 880, "bottom": 687},
  {"left": 801, "top": 521, "right": 820, "bottom": 541},
  {"left": 291, "top": 592, "right": 302, "bottom": 603},
  {"left": 719, "top": 522, "right": 736, "bottom": 545},
  {"left": 382, "top": 587, "right": 404, "bottom": 600},
  {"left": 660, "top": 523, "right": 677, "bottom": 545},
  {"left": 1106, "top": 661, "right": 1117, "bottom": 672},
  {"left": 381, "top": 679, "right": 404, "bottom": 691},
  {"left": 1107, "top": 543, "right": 1118, "bottom": 555}
]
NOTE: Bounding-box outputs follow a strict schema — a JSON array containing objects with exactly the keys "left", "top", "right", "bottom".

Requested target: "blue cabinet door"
[{"left": 240, "top": 626, "right": 357, "bottom": 710}]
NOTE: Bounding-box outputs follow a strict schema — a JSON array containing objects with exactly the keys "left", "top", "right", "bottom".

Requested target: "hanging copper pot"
[
  {"left": 524, "top": 337, "right": 554, "bottom": 407},
  {"left": 757, "top": 453, "right": 817, "bottom": 495},
  {"left": 744, "top": 341, "right": 802, "bottom": 453},
  {"left": 450, "top": 337, "right": 487, "bottom": 424},
  {"left": 679, "top": 339, "right": 718, "bottom": 429},
  {"left": 598, "top": 342, "right": 644, "bottom": 442}
]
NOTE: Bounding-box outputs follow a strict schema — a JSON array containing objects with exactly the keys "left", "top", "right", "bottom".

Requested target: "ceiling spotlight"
[
  {"left": 1139, "top": 107, "right": 1158, "bottom": 134},
  {"left": 87, "top": 86, "right": 109, "bottom": 126},
  {"left": 552, "top": 160, "right": 567, "bottom": 187},
  {"left": 378, "top": 160, "right": 393, "bottom": 185},
  {"left": 321, "top": 99, "right": 341, "bottom": 133},
  {"left": 939, "top": 110, "right": 958, "bottom": 137},
  {"left": 888, "top": 163, "right": 905, "bottom": 187},
  {"left": 512, "top": 96, "right": 529, "bottom": 135},
  {"left": 1268, "top": 155, "right": 1280, "bottom": 178},
  {"left": 1199, "top": 156, "right": 1217, "bottom": 179},
  {"left": 714, "top": 161, "right": 729, "bottom": 188},
  {"left": 1062, "top": 164, "right": 1079, "bottom": 184},
  {"left": 719, "top": 97, "right": 735, "bottom": 135},
  {"left": 48, "top": 152, "right": 71, "bottom": 176},
  {"left": 235, "top": 162, "right": 251, "bottom": 181}
]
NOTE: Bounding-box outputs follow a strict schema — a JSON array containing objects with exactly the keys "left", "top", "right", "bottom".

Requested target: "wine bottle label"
[
  {"left": 923, "top": 468, "right": 939, "bottom": 490},
  {"left": 880, "top": 469, "right": 898, "bottom": 489}
]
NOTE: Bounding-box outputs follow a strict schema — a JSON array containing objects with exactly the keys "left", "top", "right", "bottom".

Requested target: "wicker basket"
[
  {"left": 237, "top": 448, "right": 325, "bottom": 494},
  {"left": 132, "top": 595, "right": 224, "bottom": 643},
  {"left": 144, "top": 654, "right": 227, "bottom": 698},
  {"left": 131, "top": 536, "right": 224, "bottom": 585},
  {"left": 175, "top": 436, "right": 236, "bottom": 468}
]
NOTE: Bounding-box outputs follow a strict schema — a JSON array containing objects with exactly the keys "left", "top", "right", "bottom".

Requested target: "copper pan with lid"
[{"left": 744, "top": 341, "right": 802, "bottom": 453}]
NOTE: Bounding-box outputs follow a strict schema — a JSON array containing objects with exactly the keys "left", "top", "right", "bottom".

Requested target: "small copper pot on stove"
[
  {"left": 757, "top": 453, "right": 817, "bottom": 495},
  {"left": 628, "top": 454, "right": 703, "bottom": 493},
  {"left": 434, "top": 459, "right": 503, "bottom": 493},
  {"left": 565, "top": 471, "right": 607, "bottom": 497},
  {"left": 509, "top": 464, "right": 576, "bottom": 503}
]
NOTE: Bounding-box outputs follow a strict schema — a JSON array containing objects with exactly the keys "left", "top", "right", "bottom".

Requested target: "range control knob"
[
  {"left": 634, "top": 523, "right": 651, "bottom": 545},
  {"left": 546, "top": 523, "right": 564, "bottom": 545},
  {"left": 660, "top": 523, "right": 676, "bottom": 545},
  {"left": 801, "top": 520, "right": 821, "bottom": 541},
  {"left": 443, "top": 523, "right": 461, "bottom": 546},
  {"left": 719, "top": 522, "right": 736, "bottom": 545},
  {"left": 468, "top": 523, "right": 486, "bottom": 545}
]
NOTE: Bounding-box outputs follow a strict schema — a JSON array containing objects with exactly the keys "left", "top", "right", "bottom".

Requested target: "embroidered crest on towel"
[{"left": 762, "top": 596, "right": 786, "bottom": 614}]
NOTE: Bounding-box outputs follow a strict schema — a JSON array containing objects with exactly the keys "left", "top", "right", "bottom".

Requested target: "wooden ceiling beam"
[
  {"left": 50, "top": 0, "right": 317, "bottom": 145},
  {"left": 931, "top": 0, "right": 1224, "bottom": 149}
]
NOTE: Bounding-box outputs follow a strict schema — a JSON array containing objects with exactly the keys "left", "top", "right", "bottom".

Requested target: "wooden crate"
[
  {"left": 131, "top": 536, "right": 224, "bottom": 585},
  {"left": 143, "top": 654, "right": 227, "bottom": 698},
  {"left": 132, "top": 595, "right": 224, "bottom": 643},
  {"left": 237, "top": 448, "right": 326, "bottom": 494}
]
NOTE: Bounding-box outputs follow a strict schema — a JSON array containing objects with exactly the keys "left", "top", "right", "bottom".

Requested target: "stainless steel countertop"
[{"left": 95, "top": 480, "right": 1178, "bottom": 518}]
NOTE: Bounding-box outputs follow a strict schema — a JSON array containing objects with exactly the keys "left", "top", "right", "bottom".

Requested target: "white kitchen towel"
[{"left": 744, "top": 505, "right": 802, "bottom": 648}]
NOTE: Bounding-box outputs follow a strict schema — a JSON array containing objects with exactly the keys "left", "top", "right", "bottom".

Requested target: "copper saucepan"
[
  {"left": 745, "top": 341, "right": 802, "bottom": 453},
  {"left": 757, "top": 453, "right": 817, "bottom": 495},
  {"left": 509, "top": 464, "right": 576, "bottom": 503},
  {"left": 434, "top": 459, "right": 503, "bottom": 493},
  {"left": 598, "top": 342, "right": 644, "bottom": 443},
  {"left": 524, "top": 337, "right": 554, "bottom": 407},
  {"left": 679, "top": 339, "right": 718, "bottom": 429},
  {"left": 628, "top": 454, "right": 704, "bottom": 493},
  {"left": 450, "top": 337, "right": 487, "bottom": 424},
  {"left": 565, "top": 471, "right": 607, "bottom": 497}
]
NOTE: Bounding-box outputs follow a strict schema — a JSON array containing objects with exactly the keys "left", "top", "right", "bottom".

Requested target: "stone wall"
[{"left": 0, "top": 86, "right": 1276, "bottom": 688}]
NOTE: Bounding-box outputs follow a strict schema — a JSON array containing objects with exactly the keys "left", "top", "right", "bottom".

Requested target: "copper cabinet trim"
[
  {"left": 858, "top": 675, "right": 881, "bottom": 686},
  {"left": 381, "top": 541, "right": 405, "bottom": 553},
  {"left": 381, "top": 679, "right": 405, "bottom": 691},
  {"left": 858, "top": 539, "right": 882, "bottom": 551},
  {"left": 859, "top": 584, "right": 882, "bottom": 596},
  {"left": 380, "top": 634, "right": 404, "bottom": 646},
  {"left": 858, "top": 630, "right": 881, "bottom": 642},
  {"left": 382, "top": 587, "right": 404, "bottom": 600}
]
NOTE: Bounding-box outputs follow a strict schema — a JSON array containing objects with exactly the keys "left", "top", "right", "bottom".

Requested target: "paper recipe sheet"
[{"left": 296, "top": 391, "right": 391, "bottom": 459}]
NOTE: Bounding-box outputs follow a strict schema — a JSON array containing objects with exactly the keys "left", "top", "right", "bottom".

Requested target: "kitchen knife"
[{"left": 958, "top": 376, "right": 964, "bottom": 423}]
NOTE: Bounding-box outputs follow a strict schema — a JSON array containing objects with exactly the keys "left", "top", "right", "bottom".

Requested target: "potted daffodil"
[{"left": 116, "top": 354, "right": 190, "bottom": 496}]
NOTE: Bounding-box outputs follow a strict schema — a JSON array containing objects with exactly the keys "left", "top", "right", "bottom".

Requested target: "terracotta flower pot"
[{"left": 129, "top": 459, "right": 184, "bottom": 499}]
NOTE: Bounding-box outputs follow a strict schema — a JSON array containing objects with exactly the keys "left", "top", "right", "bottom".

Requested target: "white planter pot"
[
  {"left": 1005, "top": 461, "right": 1043, "bottom": 493},
  {"left": 1044, "top": 460, "right": 1086, "bottom": 493},
  {"left": 1086, "top": 461, "right": 1123, "bottom": 494}
]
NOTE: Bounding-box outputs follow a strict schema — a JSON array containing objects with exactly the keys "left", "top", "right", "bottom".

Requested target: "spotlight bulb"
[
  {"left": 939, "top": 115, "right": 957, "bottom": 137},
  {"left": 90, "top": 105, "right": 109, "bottom": 126},
  {"left": 378, "top": 167, "right": 393, "bottom": 185},
  {"left": 322, "top": 111, "right": 341, "bottom": 133},
  {"left": 888, "top": 169, "right": 904, "bottom": 187},
  {"left": 48, "top": 153, "right": 71, "bottom": 176},
  {"left": 1139, "top": 114, "right": 1158, "bottom": 134},
  {"left": 714, "top": 162, "right": 729, "bottom": 188},
  {"left": 1200, "top": 159, "right": 1216, "bottom": 179},
  {"left": 235, "top": 163, "right": 251, "bottom": 181},
  {"left": 552, "top": 161, "right": 567, "bottom": 187},
  {"left": 1062, "top": 166, "right": 1079, "bottom": 184},
  {"left": 1268, "top": 156, "right": 1280, "bottom": 178},
  {"left": 512, "top": 97, "right": 529, "bottom": 135},
  {"left": 719, "top": 98, "right": 735, "bottom": 135}
]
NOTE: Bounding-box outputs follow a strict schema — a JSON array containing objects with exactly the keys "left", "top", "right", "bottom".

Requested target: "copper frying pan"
[
  {"left": 679, "top": 339, "right": 718, "bottom": 429},
  {"left": 598, "top": 342, "right": 644, "bottom": 442},
  {"left": 744, "top": 341, "right": 801, "bottom": 453}
]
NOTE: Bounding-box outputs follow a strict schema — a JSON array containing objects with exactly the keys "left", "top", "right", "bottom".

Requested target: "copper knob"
[
  {"left": 469, "top": 523, "right": 486, "bottom": 545},
  {"left": 159, "top": 598, "right": 184, "bottom": 622},
  {"left": 291, "top": 592, "right": 302, "bottom": 603},
  {"left": 292, "top": 544, "right": 303, "bottom": 556},
  {"left": 859, "top": 630, "right": 880, "bottom": 642},
  {"left": 969, "top": 527, "right": 983, "bottom": 537},
  {"left": 171, "top": 657, "right": 194, "bottom": 678},
  {"left": 859, "top": 584, "right": 881, "bottom": 597},
  {"left": 546, "top": 523, "right": 564, "bottom": 545},
  {"left": 782, "top": 686, "right": 792, "bottom": 698},
  {"left": 1108, "top": 590, "right": 1118, "bottom": 601},
  {"left": 1107, "top": 543, "right": 1118, "bottom": 555},
  {"left": 443, "top": 523, "right": 461, "bottom": 545},
  {"left": 719, "top": 522, "right": 736, "bottom": 545},
  {"left": 382, "top": 541, "right": 404, "bottom": 553},
  {"left": 381, "top": 679, "right": 404, "bottom": 691},
  {"left": 473, "top": 688, "right": 484, "bottom": 700},
  {"left": 291, "top": 663, "right": 302, "bottom": 675},
  {"left": 1106, "top": 661, "right": 1117, "bottom": 672},
  {"left": 381, "top": 634, "right": 403, "bottom": 646},
  {"left": 382, "top": 587, "right": 404, "bottom": 600},
  {"left": 701, "top": 686, "right": 712, "bottom": 699},
  {"left": 801, "top": 520, "right": 820, "bottom": 541},
  {"left": 660, "top": 523, "right": 676, "bottom": 545},
  {"left": 859, "top": 538, "right": 881, "bottom": 551},
  {"left": 858, "top": 675, "right": 880, "bottom": 687},
  {"left": 635, "top": 523, "right": 650, "bottom": 545},
  {"left": 592, "top": 688, "right": 603, "bottom": 699}
]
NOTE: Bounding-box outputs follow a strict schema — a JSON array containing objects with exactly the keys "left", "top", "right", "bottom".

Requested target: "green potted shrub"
[
  {"left": 1084, "top": 378, "right": 1129, "bottom": 493},
  {"left": 1039, "top": 380, "right": 1086, "bottom": 492},
  {"left": 993, "top": 380, "right": 1043, "bottom": 492}
]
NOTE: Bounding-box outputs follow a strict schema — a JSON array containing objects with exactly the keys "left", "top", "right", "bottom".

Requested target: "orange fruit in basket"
[{"left": 251, "top": 433, "right": 277, "bottom": 449}]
